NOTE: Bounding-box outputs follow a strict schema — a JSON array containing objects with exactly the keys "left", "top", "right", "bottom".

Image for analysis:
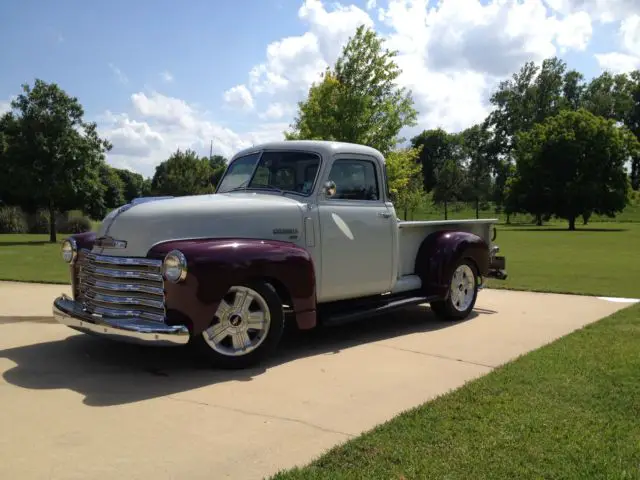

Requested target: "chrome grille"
[{"left": 75, "top": 249, "right": 166, "bottom": 323}]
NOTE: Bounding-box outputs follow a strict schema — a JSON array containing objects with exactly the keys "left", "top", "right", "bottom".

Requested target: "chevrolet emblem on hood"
[{"left": 95, "top": 236, "right": 127, "bottom": 249}]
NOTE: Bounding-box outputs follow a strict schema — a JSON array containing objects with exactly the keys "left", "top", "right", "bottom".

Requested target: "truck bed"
[{"left": 396, "top": 218, "right": 498, "bottom": 277}]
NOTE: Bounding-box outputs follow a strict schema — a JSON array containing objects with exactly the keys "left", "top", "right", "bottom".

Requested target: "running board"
[{"left": 321, "top": 295, "right": 435, "bottom": 327}]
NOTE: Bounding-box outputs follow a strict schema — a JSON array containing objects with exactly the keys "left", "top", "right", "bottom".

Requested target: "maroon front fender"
[
  {"left": 147, "top": 239, "right": 317, "bottom": 336},
  {"left": 414, "top": 231, "right": 490, "bottom": 298}
]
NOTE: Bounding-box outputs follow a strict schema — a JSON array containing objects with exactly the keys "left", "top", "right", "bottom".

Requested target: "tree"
[
  {"left": 623, "top": 70, "right": 640, "bottom": 190},
  {"left": 286, "top": 25, "right": 417, "bottom": 155},
  {"left": 511, "top": 109, "right": 637, "bottom": 230},
  {"left": 459, "top": 124, "right": 493, "bottom": 218},
  {"left": 385, "top": 146, "right": 424, "bottom": 219},
  {"left": 485, "top": 57, "right": 575, "bottom": 219},
  {"left": 114, "top": 168, "right": 151, "bottom": 203},
  {"left": 0, "top": 79, "right": 111, "bottom": 242},
  {"left": 410, "top": 128, "right": 460, "bottom": 192},
  {"left": 581, "top": 71, "right": 634, "bottom": 121},
  {"left": 432, "top": 155, "right": 465, "bottom": 220},
  {"left": 209, "top": 154, "right": 228, "bottom": 188},
  {"left": 151, "top": 148, "right": 215, "bottom": 197}
]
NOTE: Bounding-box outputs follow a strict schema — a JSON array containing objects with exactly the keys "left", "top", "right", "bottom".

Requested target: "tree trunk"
[
  {"left": 475, "top": 197, "right": 479, "bottom": 219},
  {"left": 404, "top": 206, "right": 408, "bottom": 220},
  {"left": 444, "top": 200, "right": 448, "bottom": 220},
  {"left": 48, "top": 201, "right": 57, "bottom": 243},
  {"left": 506, "top": 213, "right": 511, "bottom": 224},
  {"left": 631, "top": 155, "right": 639, "bottom": 190},
  {"left": 536, "top": 213, "right": 543, "bottom": 226},
  {"left": 568, "top": 216, "right": 576, "bottom": 231}
]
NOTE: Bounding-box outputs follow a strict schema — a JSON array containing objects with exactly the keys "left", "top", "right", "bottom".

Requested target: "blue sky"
[
  {"left": 1, "top": 0, "right": 638, "bottom": 177},
  {"left": 0, "top": 0, "right": 304, "bottom": 119}
]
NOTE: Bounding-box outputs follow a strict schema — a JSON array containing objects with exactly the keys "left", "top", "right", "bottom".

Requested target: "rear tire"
[
  {"left": 192, "top": 280, "right": 285, "bottom": 369},
  {"left": 430, "top": 258, "right": 478, "bottom": 321}
]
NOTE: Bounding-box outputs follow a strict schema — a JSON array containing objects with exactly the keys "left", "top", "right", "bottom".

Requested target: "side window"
[{"left": 327, "top": 159, "right": 380, "bottom": 201}]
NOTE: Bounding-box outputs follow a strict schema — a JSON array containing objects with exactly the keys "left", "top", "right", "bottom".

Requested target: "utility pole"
[{"left": 209, "top": 140, "right": 213, "bottom": 159}]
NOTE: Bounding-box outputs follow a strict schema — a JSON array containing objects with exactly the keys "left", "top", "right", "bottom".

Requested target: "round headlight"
[
  {"left": 61, "top": 238, "right": 77, "bottom": 263},
  {"left": 163, "top": 250, "right": 187, "bottom": 283}
]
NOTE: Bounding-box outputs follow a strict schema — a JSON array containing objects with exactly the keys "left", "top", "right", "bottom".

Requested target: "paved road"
[{"left": 0, "top": 282, "right": 635, "bottom": 480}]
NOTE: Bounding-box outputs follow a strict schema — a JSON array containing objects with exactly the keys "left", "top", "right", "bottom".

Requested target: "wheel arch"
[{"left": 414, "top": 230, "right": 489, "bottom": 298}]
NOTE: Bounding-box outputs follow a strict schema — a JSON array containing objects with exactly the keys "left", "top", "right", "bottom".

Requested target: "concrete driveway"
[{"left": 0, "top": 281, "right": 636, "bottom": 480}]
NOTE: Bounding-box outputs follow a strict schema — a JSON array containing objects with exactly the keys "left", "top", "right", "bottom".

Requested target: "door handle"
[{"left": 377, "top": 211, "right": 392, "bottom": 219}]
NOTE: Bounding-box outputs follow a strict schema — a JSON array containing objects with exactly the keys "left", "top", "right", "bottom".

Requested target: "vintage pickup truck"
[{"left": 53, "top": 140, "right": 506, "bottom": 368}]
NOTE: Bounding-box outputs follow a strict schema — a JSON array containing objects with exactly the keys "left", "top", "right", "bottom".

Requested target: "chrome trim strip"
[
  {"left": 84, "top": 303, "right": 165, "bottom": 323},
  {"left": 53, "top": 295, "right": 189, "bottom": 346},
  {"left": 83, "top": 291, "right": 165, "bottom": 310},
  {"left": 80, "top": 266, "right": 163, "bottom": 282},
  {"left": 79, "top": 278, "right": 164, "bottom": 296},
  {"left": 85, "top": 252, "right": 162, "bottom": 268}
]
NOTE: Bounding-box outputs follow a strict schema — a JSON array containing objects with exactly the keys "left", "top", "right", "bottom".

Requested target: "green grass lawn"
[
  {"left": 272, "top": 302, "right": 640, "bottom": 480},
  {"left": 2, "top": 222, "right": 639, "bottom": 300},
  {"left": 484, "top": 221, "right": 640, "bottom": 299},
  {"left": 0, "top": 234, "right": 71, "bottom": 284}
]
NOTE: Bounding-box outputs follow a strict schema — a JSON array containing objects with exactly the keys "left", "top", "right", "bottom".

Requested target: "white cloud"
[
  {"left": 595, "top": 52, "right": 640, "bottom": 74},
  {"left": 0, "top": 100, "right": 10, "bottom": 115},
  {"left": 108, "top": 63, "right": 129, "bottom": 84},
  {"left": 99, "top": 0, "right": 629, "bottom": 178},
  {"left": 161, "top": 71, "right": 174, "bottom": 83},
  {"left": 223, "top": 84, "right": 255, "bottom": 110},
  {"left": 554, "top": 11, "right": 592, "bottom": 51},
  {"left": 259, "top": 102, "right": 295, "bottom": 120},
  {"left": 100, "top": 92, "right": 283, "bottom": 177},
  {"left": 543, "top": 0, "right": 640, "bottom": 23},
  {"left": 594, "top": 14, "right": 640, "bottom": 73},
  {"left": 620, "top": 15, "right": 640, "bottom": 54}
]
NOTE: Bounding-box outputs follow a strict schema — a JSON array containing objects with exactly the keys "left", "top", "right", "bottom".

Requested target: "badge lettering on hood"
[{"left": 273, "top": 228, "right": 299, "bottom": 240}]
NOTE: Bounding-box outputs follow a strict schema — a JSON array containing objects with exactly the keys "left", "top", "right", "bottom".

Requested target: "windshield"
[{"left": 216, "top": 150, "right": 321, "bottom": 196}]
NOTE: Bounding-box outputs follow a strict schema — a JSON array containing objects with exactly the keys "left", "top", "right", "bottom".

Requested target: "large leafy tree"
[
  {"left": 485, "top": 57, "right": 581, "bottom": 219},
  {"left": 286, "top": 25, "right": 417, "bottom": 155},
  {"left": 114, "top": 168, "right": 152, "bottom": 203},
  {"left": 511, "top": 109, "right": 637, "bottom": 230},
  {"left": 0, "top": 79, "right": 111, "bottom": 242},
  {"left": 209, "top": 154, "right": 228, "bottom": 188},
  {"left": 410, "top": 128, "right": 460, "bottom": 192},
  {"left": 459, "top": 124, "right": 494, "bottom": 218},
  {"left": 151, "top": 148, "right": 215, "bottom": 197}
]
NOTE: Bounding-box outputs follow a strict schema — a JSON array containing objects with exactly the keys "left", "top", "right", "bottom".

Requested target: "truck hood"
[{"left": 95, "top": 192, "right": 307, "bottom": 257}]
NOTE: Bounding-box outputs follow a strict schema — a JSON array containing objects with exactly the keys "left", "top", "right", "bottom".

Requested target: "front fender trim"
[{"left": 147, "top": 238, "right": 317, "bottom": 335}]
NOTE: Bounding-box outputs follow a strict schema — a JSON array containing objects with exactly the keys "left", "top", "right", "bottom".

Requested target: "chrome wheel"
[
  {"left": 202, "top": 286, "right": 271, "bottom": 357},
  {"left": 450, "top": 264, "right": 475, "bottom": 312}
]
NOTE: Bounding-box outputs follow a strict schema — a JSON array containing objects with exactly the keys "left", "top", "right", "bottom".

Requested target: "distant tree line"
[
  {"left": 0, "top": 80, "right": 228, "bottom": 241},
  {"left": 286, "top": 26, "right": 640, "bottom": 230},
  {"left": 1, "top": 25, "right": 639, "bottom": 241},
  {"left": 410, "top": 60, "right": 640, "bottom": 229}
]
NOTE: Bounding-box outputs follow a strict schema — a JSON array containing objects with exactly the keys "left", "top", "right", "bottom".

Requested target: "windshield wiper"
[
  {"left": 248, "top": 183, "right": 286, "bottom": 194},
  {"left": 224, "top": 182, "right": 295, "bottom": 195}
]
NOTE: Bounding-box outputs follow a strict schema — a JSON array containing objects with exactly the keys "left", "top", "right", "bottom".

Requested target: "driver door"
[{"left": 317, "top": 156, "right": 395, "bottom": 302}]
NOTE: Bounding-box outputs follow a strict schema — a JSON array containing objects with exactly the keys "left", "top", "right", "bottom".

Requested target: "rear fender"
[
  {"left": 147, "top": 238, "right": 317, "bottom": 336},
  {"left": 414, "top": 231, "right": 489, "bottom": 298}
]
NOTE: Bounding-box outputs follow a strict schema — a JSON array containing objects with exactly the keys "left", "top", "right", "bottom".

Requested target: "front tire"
[
  {"left": 430, "top": 258, "right": 479, "bottom": 321},
  {"left": 192, "top": 281, "right": 285, "bottom": 369}
]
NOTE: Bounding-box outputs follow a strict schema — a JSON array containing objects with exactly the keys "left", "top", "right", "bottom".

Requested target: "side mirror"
[{"left": 323, "top": 180, "right": 337, "bottom": 198}]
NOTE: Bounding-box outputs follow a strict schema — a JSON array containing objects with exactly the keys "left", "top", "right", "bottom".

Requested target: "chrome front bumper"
[{"left": 53, "top": 294, "right": 190, "bottom": 346}]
